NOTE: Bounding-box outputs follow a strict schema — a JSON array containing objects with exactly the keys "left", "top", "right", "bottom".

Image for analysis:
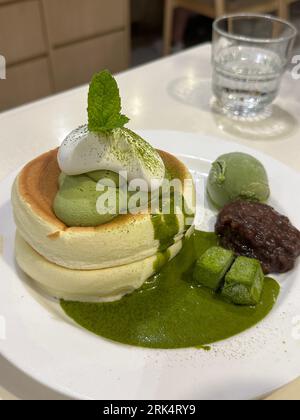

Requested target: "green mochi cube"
[
  {"left": 222, "top": 257, "right": 264, "bottom": 306},
  {"left": 194, "top": 247, "right": 235, "bottom": 290}
]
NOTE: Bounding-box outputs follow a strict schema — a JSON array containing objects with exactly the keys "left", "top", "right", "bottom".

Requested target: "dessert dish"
[
  {"left": 11, "top": 71, "right": 300, "bottom": 349},
  {"left": 13, "top": 71, "right": 195, "bottom": 302}
]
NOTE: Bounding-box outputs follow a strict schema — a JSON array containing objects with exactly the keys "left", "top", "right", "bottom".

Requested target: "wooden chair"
[{"left": 163, "top": 0, "right": 298, "bottom": 55}]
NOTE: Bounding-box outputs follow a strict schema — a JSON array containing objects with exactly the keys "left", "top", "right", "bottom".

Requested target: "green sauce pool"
[{"left": 61, "top": 231, "right": 280, "bottom": 349}]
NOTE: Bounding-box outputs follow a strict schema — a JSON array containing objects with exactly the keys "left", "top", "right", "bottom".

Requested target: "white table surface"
[{"left": 0, "top": 43, "right": 299, "bottom": 400}]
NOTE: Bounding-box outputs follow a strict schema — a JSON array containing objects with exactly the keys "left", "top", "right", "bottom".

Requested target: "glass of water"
[{"left": 212, "top": 14, "right": 297, "bottom": 118}]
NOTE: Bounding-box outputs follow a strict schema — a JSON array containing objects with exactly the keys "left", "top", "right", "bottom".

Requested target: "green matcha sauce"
[
  {"left": 151, "top": 210, "right": 179, "bottom": 252},
  {"left": 61, "top": 231, "right": 280, "bottom": 349}
]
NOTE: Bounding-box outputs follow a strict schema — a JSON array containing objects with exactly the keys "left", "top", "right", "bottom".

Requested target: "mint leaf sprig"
[{"left": 88, "top": 70, "right": 130, "bottom": 133}]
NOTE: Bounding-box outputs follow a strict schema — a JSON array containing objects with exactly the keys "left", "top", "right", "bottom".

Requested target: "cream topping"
[{"left": 58, "top": 126, "right": 165, "bottom": 191}]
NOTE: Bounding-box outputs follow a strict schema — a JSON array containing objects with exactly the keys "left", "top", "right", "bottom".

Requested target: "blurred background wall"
[
  {"left": 0, "top": 0, "right": 130, "bottom": 111},
  {"left": 0, "top": 0, "right": 299, "bottom": 112}
]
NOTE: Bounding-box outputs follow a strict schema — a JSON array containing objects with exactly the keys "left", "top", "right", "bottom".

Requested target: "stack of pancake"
[{"left": 12, "top": 149, "right": 195, "bottom": 302}]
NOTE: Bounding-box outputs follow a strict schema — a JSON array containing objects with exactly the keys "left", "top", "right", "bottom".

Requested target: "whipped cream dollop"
[{"left": 57, "top": 125, "right": 165, "bottom": 191}]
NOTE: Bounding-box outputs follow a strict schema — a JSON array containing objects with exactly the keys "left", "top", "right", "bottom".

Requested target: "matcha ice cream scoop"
[{"left": 207, "top": 152, "right": 270, "bottom": 209}]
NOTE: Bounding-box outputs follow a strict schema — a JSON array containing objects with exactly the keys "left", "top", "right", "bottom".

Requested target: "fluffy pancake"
[
  {"left": 12, "top": 149, "right": 195, "bottom": 270},
  {"left": 15, "top": 230, "right": 192, "bottom": 302}
]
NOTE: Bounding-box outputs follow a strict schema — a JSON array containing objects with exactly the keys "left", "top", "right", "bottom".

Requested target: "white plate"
[{"left": 1, "top": 130, "right": 300, "bottom": 401}]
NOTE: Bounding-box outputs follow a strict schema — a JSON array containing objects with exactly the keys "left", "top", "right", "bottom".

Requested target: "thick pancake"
[
  {"left": 15, "top": 230, "right": 192, "bottom": 302},
  {"left": 12, "top": 149, "right": 195, "bottom": 270}
]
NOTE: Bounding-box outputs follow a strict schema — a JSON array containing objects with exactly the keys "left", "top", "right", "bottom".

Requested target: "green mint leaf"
[{"left": 88, "top": 70, "right": 130, "bottom": 133}]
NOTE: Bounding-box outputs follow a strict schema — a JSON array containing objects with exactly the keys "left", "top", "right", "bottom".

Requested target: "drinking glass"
[{"left": 212, "top": 14, "right": 297, "bottom": 118}]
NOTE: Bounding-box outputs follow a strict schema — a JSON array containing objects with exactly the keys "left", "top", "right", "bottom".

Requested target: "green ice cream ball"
[
  {"left": 207, "top": 152, "right": 270, "bottom": 209},
  {"left": 53, "top": 174, "right": 124, "bottom": 227}
]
